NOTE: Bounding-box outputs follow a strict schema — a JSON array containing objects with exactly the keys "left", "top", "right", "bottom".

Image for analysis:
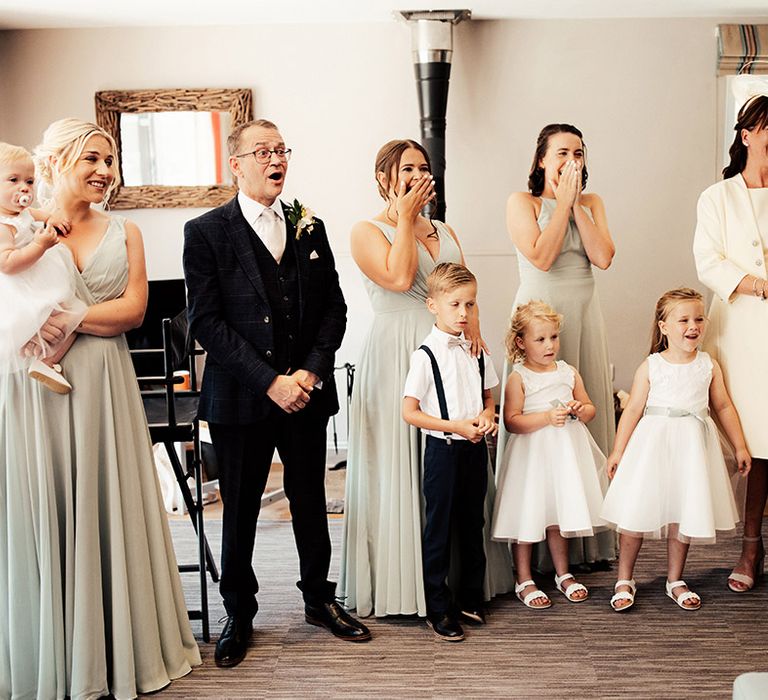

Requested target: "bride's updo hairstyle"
[
  {"left": 33, "top": 118, "right": 120, "bottom": 204},
  {"left": 527, "top": 123, "right": 589, "bottom": 197},
  {"left": 374, "top": 139, "right": 432, "bottom": 201},
  {"left": 505, "top": 300, "right": 563, "bottom": 363},
  {"left": 723, "top": 95, "right": 768, "bottom": 179}
]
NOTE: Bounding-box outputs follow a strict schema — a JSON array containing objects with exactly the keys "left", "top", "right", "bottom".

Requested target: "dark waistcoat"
[{"left": 249, "top": 230, "right": 301, "bottom": 374}]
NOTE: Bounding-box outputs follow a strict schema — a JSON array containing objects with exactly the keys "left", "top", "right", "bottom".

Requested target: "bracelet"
[
  {"left": 753, "top": 277, "right": 762, "bottom": 298},
  {"left": 761, "top": 281, "right": 767, "bottom": 300}
]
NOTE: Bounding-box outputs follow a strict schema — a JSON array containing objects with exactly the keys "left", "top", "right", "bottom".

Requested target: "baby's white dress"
[
  {"left": 601, "top": 351, "right": 740, "bottom": 543},
  {"left": 0, "top": 209, "right": 85, "bottom": 370},
  {"left": 492, "top": 361, "right": 608, "bottom": 543}
]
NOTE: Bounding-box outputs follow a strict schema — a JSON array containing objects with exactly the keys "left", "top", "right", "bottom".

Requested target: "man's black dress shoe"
[
  {"left": 305, "top": 601, "right": 372, "bottom": 641},
  {"left": 427, "top": 614, "right": 464, "bottom": 642},
  {"left": 214, "top": 616, "right": 253, "bottom": 667},
  {"left": 459, "top": 607, "right": 486, "bottom": 625}
]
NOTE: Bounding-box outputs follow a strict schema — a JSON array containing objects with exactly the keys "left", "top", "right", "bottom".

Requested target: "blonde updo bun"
[{"left": 33, "top": 118, "right": 120, "bottom": 205}]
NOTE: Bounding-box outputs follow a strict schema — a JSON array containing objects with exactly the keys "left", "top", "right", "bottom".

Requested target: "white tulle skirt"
[
  {"left": 0, "top": 246, "right": 85, "bottom": 371},
  {"left": 600, "top": 415, "right": 740, "bottom": 543},
  {"left": 491, "top": 420, "right": 608, "bottom": 543}
]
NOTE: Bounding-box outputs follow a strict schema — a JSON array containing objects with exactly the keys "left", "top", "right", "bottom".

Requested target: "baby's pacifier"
[{"left": 17, "top": 194, "right": 32, "bottom": 206}]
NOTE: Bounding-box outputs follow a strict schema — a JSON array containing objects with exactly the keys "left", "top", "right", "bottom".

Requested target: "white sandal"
[
  {"left": 554, "top": 572, "right": 589, "bottom": 602},
  {"left": 515, "top": 580, "right": 551, "bottom": 609},
  {"left": 665, "top": 579, "right": 701, "bottom": 610},
  {"left": 728, "top": 572, "right": 755, "bottom": 592},
  {"left": 610, "top": 579, "right": 636, "bottom": 612}
]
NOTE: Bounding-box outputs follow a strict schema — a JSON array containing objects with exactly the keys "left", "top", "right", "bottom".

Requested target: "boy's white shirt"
[{"left": 403, "top": 325, "right": 498, "bottom": 440}]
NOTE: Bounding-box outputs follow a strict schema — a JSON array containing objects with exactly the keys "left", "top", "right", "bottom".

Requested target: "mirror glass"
[
  {"left": 120, "top": 111, "right": 232, "bottom": 187},
  {"left": 96, "top": 88, "right": 252, "bottom": 208}
]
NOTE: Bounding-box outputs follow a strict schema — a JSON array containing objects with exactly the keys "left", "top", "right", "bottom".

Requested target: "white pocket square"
[{"left": 309, "top": 250, "right": 320, "bottom": 260}]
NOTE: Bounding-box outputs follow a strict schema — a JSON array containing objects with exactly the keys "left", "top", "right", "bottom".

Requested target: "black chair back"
[
  {"left": 129, "top": 305, "right": 218, "bottom": 642},
  {"left": 127, "top": 278, "right": 187, "bottom": 377}
]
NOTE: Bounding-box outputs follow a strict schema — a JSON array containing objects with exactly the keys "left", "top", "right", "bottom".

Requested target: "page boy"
[{"left": 402, "top": 262, "right": 498, "bottom": 641}]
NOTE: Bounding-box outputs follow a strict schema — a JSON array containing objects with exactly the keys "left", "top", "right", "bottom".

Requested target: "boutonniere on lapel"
[{"left": 286, "top": 199, "right": 317, "bottom": 240}]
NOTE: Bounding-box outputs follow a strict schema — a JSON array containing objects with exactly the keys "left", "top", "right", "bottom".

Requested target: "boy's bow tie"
[{"left": 447, "top": 337, "right": 472, "bottom": 351}]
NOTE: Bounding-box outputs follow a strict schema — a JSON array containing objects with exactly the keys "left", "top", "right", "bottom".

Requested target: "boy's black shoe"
[
  {"left": 427, "top": 614, "right": 465, "bottom": 642},
  {"left": 459, "top": 607, "right": 486, "bottom": 625}
]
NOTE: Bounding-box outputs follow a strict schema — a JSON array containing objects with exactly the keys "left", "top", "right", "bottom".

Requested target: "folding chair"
[{"left": 130, "top": 310, "right": 219, "bottom": 642}]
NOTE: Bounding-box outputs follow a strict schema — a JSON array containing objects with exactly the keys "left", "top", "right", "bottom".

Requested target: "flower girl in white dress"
[
  {"left": 602, "top": 288, "right": 750, "bottom": 612},
  {"left": 492, "top": 301, "right": 607, "bottom": 609},
  {"left": 0, "top": 142, "right": 83, "bottom": 393}
]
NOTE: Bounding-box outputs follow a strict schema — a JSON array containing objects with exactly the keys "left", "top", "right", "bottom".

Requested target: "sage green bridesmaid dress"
[
  {"left": 340, "top": 220, "right": 514, "bottom": 618},
  {"left": 496, "top": 198, "right": 617, "bottom": 567},
  {"left": 0, "top": 216, "right": 200, "bottom": 700}
]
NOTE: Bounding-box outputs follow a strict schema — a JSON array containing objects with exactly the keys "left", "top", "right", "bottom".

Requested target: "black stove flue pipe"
[
  {"left": 401, "top": 10, "right": 470, "bottom": 221},
  {"left": 414, "top": 60, "right": 451, "bottom": 221}
]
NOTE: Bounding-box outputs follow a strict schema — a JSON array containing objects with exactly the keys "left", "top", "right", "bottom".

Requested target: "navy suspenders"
[{"left": 418, "top": 345, "right": 486, "bottom": 445}]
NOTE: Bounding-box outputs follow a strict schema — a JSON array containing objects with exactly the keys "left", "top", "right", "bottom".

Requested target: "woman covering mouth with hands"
[
  {"left": 339, "top": 139, "right": 514, "bottom": 619},
  {"left": 497, "top": 123, "right": 617, "bottom": 571}
]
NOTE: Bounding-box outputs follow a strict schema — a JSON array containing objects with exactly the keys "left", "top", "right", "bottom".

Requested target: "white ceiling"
[{"left": 1, "top": 0, "right": 767, "bottom": 29}]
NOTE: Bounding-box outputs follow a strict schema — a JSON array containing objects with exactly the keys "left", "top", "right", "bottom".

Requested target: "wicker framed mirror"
[{"left": 95, "top": 88, "right": 253, "bottom": 209}]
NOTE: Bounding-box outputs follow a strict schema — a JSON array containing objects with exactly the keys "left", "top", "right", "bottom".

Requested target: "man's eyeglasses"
[{"left": 235, "top": 148, "right": 292, "bottom": 164}]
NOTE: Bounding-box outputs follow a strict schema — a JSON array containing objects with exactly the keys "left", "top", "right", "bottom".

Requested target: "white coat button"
[
  {"left": 264, "top": 316, "right": 270, "bottom": 323},
  {"left": 753, "top": 240, "right": 760, "bottom": 247},
  {"left": 757, "top": 260, "right": 764, "bottom": 267}
]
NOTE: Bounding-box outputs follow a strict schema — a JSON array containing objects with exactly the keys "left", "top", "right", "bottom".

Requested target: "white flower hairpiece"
[{"left": 732, "top": 75, "right": 768, "bottom": 113}]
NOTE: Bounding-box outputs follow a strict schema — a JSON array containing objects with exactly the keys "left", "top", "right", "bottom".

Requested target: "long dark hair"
[
  {"left": 527, "top": 123, "right": 589, "bottom": 196},
  {"left": 723, "top": 96, "right": 768, "bottom": 179}
]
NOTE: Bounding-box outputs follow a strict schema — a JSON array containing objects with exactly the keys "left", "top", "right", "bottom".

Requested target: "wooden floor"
[{"left": 159, "top": 514, "right": 768, "bottom": 699}]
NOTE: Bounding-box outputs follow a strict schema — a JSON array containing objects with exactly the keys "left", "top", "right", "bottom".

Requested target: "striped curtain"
[{"left": 718, "top": 25, "right": 768, "bottom": 75}]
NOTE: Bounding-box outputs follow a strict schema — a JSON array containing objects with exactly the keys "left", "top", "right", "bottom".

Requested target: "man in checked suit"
[{"left": 184, "top": 119, "right": 370, "bottom": 667}]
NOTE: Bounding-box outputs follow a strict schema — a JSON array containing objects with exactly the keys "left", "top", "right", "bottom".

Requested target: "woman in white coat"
[{"left": 693, "top": 94, "right": 768, "bottom": 592}]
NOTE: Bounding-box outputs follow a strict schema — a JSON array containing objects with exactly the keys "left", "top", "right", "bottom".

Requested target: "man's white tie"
[{"left": 256, "top": 207, "right": 285, "bottom": 262}]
